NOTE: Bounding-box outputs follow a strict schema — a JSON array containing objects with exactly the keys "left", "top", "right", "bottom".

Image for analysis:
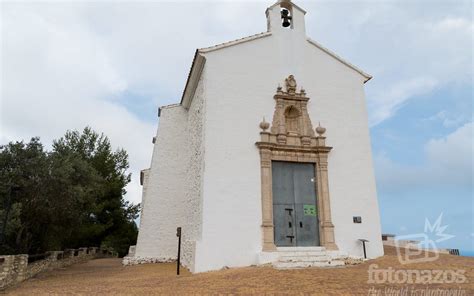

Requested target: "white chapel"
[{"left": 132, "top": 0, "right": 384, "bottom": 273}]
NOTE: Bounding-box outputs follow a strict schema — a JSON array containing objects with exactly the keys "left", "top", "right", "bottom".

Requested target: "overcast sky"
[{"left": 1, "top": 0, "right": 472, "bottom": 251}]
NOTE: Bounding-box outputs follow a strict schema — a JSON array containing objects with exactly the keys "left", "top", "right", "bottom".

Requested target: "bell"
[{"left": 281, "top": 9, "right": 292, "bottom": 28}]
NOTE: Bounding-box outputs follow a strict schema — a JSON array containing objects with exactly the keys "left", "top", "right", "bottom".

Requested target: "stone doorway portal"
[{"left": 256, "top": 75, "right": 338, "bottom": 252}]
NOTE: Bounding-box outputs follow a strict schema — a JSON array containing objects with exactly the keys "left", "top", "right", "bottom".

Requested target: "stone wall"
[
  {"left": 0, "top": 255, "right": 27, "bottom": 290},
  {"left": 0, "top": 247, "right": 114, "bottom": 290}
]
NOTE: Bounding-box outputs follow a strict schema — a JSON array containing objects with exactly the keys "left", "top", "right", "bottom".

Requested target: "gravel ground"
[{"left": 6, "top": 247, "right": 473, "bottom": 295}]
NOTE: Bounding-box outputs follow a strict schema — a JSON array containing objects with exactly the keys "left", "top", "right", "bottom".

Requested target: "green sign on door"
[{"left": 303, "top": 205, "right": 317, "bottom": 216}]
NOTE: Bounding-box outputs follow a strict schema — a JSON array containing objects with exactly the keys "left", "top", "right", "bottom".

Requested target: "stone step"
[
  {"left": 272, "top": 246, "right": 346, "bottom": 269},
  {"left": 279, "top": 256, "right": 331, "bottom": 263},
  {"left": 277, "top": 247, "right": 326, "bottom": 252},
  {"left": 326, "top": 251, "right": 349, "bottom": 260},
  {"left": 278, "top": 251, "right": 328, "bottom": 257},
  {"left": 273, "top": 260, "right": 345, "bottom": 269}
]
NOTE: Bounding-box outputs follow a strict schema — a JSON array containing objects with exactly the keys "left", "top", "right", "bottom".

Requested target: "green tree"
[
  {"left": 53, "top": 127, "right": 139, "bottom": 256},
  {"left": 0, "top": 128, "right": 139, "bottom": 256},
  {"left": 0, "top": 138, "right": 50, "bottom": 253}
]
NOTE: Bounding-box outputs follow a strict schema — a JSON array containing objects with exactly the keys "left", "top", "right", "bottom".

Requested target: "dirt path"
[{"left": 6, "top": 247, "right": 474, "bottom": 295}]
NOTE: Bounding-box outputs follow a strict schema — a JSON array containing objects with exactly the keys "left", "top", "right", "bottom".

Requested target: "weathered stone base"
[{"left": 122, "top": 256, "right": 175, "bottom": 266}]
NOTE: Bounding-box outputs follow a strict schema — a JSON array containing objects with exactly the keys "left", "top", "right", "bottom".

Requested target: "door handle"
[{"left": 299, "top": 222, "right": 303, "bottom": 228}]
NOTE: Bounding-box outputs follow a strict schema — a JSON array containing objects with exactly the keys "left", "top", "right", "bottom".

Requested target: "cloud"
[
  {"left": 0, "top": 1, "right": 271, "bottom": 205},
  {"left": 422, "top": 110, "right": 469, "bottom": 128},
  {"left": 1, "top": 2, "right": 156, "bottom": 204},
  {"left": 425, "top": 122, "right": 473, "bottom": 176},
  {"left": 369, "top": 77, "right": 438, "bottom": 126},
  {"left": 374, "top": 122, "right": 473, "bottom": 193},
  {"left": 303, "top": 0, "right": 473, "bottom": 126},
  {"left": 1, "top": 0, "right": 472, "bottom": 205},
  {"left": 435, "top": 17, "right": 473, "bottom": 31}
]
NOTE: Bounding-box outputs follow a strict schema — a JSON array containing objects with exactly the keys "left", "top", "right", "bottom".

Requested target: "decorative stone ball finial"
[
  {"left": 259, "top": 117, "right": 270, "bottom": 131},
  {"left": 300, "top": 87, "right": 306, "bottom": 96},
  {"left": 316, "top": 122, "right": 326, "bottom": 136}
]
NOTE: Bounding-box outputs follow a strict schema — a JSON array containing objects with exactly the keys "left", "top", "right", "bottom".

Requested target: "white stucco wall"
[
  {"left": 134, "top": 75, "right": 206, "bottom": 271},
  {"left": 193, "top": 2, "right": 383, "bottom": 272},
  {"left": 181, "top": 74, "right": 206, "bottom": 272},
  {"left": 134, "top": 105, "right": 188, "bottom": 262},
  {"left": 302, "top": 44, "right": 384, "bottom": 259}
]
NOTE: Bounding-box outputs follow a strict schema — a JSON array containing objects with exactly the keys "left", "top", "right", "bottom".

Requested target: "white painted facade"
[{"left": 134, "top": 0, "right": 384, "bottom": 273}]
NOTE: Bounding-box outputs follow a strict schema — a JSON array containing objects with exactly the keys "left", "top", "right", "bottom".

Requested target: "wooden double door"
[{"left": 272, "top": 161, "right": 320, "bottom": 247}]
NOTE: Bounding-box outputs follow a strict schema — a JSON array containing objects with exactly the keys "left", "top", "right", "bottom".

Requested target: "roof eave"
[
  {"left": 180, "top": 50, "right": 206, "bottom": 109},
  {"left": 199, "top": 32, "right": 272, "bottom": 53},
  {"left": 307, "top": 38, "right": 372, "bottom": 83},
  {"left": 179, "top": 33, "right": 372, "bottom": 110}
]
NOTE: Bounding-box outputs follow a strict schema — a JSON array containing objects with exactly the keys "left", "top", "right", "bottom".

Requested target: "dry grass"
[{"left": 6, "top": 246, "right": 474, "bottom": 295}]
